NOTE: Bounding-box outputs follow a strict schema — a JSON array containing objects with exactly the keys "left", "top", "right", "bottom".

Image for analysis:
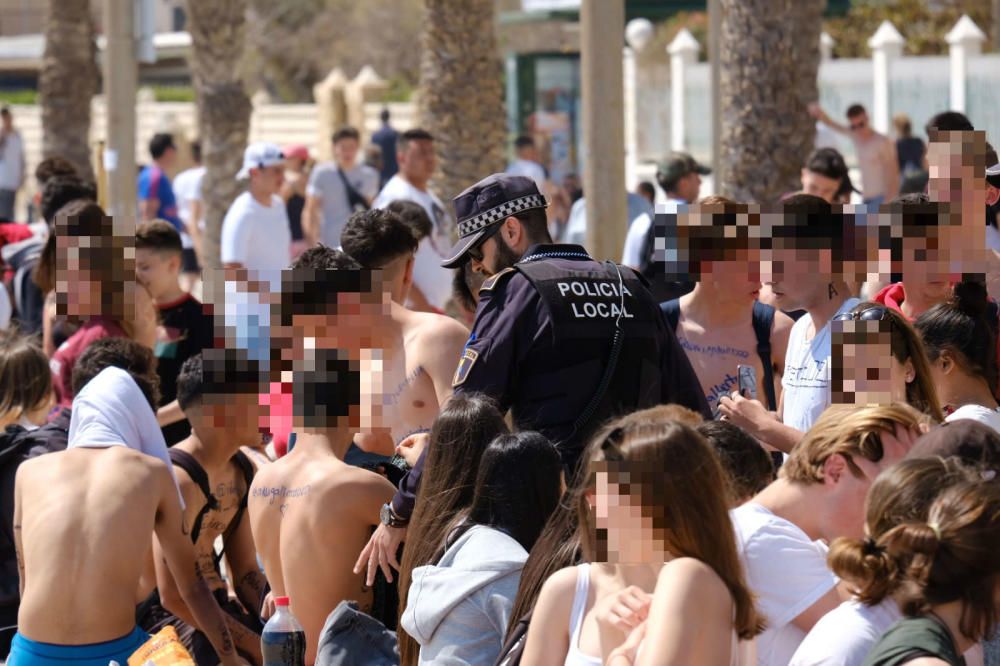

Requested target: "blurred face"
[
  {"left": 202, "top": 392, "right": 264, "bottom": 445},
  {"left": 762, "top": 245, "right": 828, "bottom": 311},
  {"left": 848, "top": 112, "right": 871, "bottom": 137},
  {"left": 159, "top": 146, "right": 178, "bottom": 170},
  {"left": 801, "top": 169, "right": 841, "bottom": 204},
  {"left": 399, "top": 139, "right": 437, "bottom": 186},
  {"left": 251, "top": 164, "right": 285, "bottom": 197},
  {"left": 591, "top": 469, "right": 670, "bottom": 563},
  {"left": 676, "top": 172, "right": 702, "bottom": 203},
  {"left": 832, "top": 322, "right": 912, "bottom": 407},
  {"left": 1, "top": 113, "right": 11, "bottom": 131},
  {"left": 135, "top": 248, "right": 180, "bottom": 301},
  {"left": 334, "top": 138, "right": 359, "bottom": 168}
]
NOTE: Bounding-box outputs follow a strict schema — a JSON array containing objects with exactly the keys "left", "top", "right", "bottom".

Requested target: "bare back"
[
  {"left": 249, "top": 447, "right": 393, "bottom": 665},
  {"left": 16, "top": 447, "right": 169, "bottom": 643}
]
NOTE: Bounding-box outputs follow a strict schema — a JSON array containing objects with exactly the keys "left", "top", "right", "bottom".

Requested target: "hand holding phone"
[{"left": 737, "top": 364, "right": 757, "bottom": 400}]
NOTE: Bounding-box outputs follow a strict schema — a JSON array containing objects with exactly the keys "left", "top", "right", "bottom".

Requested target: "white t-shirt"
[
  {"left": 946, "top": 403, "right": 1000, "bottom": 434},
  {"left": 172, "top": 165, "right": 205, "bottom": 249},
  {"left": 789, "top": 599, "right": 900, "bottom": 666},
  {"left": 307, "top": 161, "right": 380, "bottom": 248},
  {"left": 732, "top": 503, "right": 838, "bottom": 666},
  {"left": 505, "top": 159, "right": 547, "bottom": 193},
  {"left": 220, "top": 191, "right": 291, "bottom": 286},
  {"left": 0, "top": 131, "right": 24, "bottom": 191},
  {"left": 372, "top": 175, "right": 455, "bottom": 310},
  {"left": 781, "top": 298, "right": 861, "bottom": 433}
]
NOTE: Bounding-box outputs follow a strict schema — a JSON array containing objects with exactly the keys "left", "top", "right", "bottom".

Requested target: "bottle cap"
[{"left": 274, "top": 596, "right": 290, "bottom": 607}]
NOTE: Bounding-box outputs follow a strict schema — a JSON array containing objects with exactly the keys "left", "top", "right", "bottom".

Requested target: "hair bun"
[
  {"left": 885, "top": 521, "right": 941, "bottom": 558},
  {"left": 951, "top": 279, "right": 989, "bottom": 319}
]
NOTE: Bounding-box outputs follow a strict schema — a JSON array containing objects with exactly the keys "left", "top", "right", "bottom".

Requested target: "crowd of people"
[{"left": 0, "top": 99, "right": 994, "bottom": 666}]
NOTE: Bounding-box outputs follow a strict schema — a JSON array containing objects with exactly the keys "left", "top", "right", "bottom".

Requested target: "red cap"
[{"left": 274, "top": 596, "right": 290, "bottom": 607}]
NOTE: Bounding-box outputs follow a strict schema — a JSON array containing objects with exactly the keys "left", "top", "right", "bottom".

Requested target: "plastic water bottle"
[{"left": 261, "top": 596, "right": 306, "bottom": 666}]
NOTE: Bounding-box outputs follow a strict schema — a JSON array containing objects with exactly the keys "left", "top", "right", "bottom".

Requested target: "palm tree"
[
  {"left": 417, "top": 0, "right": 507, "bottom": 207},
  {"left": 718, "top": 0, "right": 824, "bottom": 203},
  {"left": 185, "top": 0, "right": 252, "bottom": 270},
  {"left": 39, "top": 0, "right": 98, "bottom": 181}
]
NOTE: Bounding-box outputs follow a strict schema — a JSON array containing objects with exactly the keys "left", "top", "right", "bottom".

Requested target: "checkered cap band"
[{"left": 458, "top": 194, "right": 547, "bottom": 238}]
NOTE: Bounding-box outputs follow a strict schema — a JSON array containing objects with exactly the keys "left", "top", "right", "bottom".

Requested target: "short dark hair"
[
  {"left": 176, "top": 350, "right": 263, "bottom": 412},
  {"left": 696, "top": 420, "right": 775, "bottom": 503},
  {"left": 41, "top": 176, "right": 97, "bottom": 224},
  {"left": 637, "top": 181, "right": 656, "bottom": 200},
  {"left": 774, "top": 194, "right": 848, "bottom": 260},
  {"left": 846, "top": 104, "right": 867, "bottom": 118},
  {"left": 0, "top": 107, "right": 9, "bottom": 118},
  {"left": 34, "top": 156, "right": 78, "bottom": 187},
  {"left": 385, "top": 200, "right": 433, "bottom": 241},
  {"left": 149, "top": 133, "right": 176, "bottom": 160},
  {"left": 805, "top": 147, "right": 848, "bottom": 181},
  {"left": 136, "top": 220, "right": 183, "bottom": 255},
  {"left": 281, "top": 246, "right": 374, "bottom": 326},
  {"left": 926, "top": 111, "right": 974, "bottom": 136},
  {"left": 332, "top": 126, "right": 360, "bottom": 144},
  {"left": 514, "top": 135, "right": 535, "bottom": 150},
  {"left": 71, "top": 337, "right": 161, "bottom": 410},
  {"left": 380, "top": 108, "right": 390, "bottom": 123},
  {"left": 190, "top": 140, "right": 202, "bottom": 163},
  {"left": 513, "top": 208, "right": 552, "bottom": 245},
  {"left": 398, "top": 128, "right": 434, "bottom": 153},
  {"left": 341, "top": 209, "right": 418, "bottom": 269}
]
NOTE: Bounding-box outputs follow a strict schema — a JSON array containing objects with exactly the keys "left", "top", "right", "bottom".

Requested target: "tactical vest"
[{"left": 513, "top": 258, "right": 664, "bottom": 473}]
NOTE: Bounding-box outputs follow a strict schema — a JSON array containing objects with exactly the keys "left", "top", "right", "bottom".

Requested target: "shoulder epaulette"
[{"left": 479, "top": 266, "right": 517, "bottom": 293}]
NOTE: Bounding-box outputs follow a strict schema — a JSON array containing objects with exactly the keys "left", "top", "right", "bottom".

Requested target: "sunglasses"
[
  {"left": 467, "top": 224, "right": 502, "bottom": 263},
  {"left": 834, "top": 306, "right": 892, "bottom": 322},
  {"left": 850, "top": 121, "right": 867, "bottom": 130}
]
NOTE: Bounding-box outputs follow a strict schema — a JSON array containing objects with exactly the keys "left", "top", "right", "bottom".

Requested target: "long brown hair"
[
  {"left": 0, "top": 330, "right": 52, "bottom": 425},
  {"left": 577, "top": 414, "right": 763, "bottom": 640},
  {"left": 827, "top": 457, "right": 974, "bottom": 605},
  {"left": 397, "top": 393, "right": 508, "bottom": 666},
  {"left": 834, "top": 302, "right": 944, "bottom": 421}
]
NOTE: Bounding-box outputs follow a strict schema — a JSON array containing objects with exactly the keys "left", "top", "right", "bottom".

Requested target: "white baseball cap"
[{"left": 236, "top": 142, "right": 285, "bottom": 180}]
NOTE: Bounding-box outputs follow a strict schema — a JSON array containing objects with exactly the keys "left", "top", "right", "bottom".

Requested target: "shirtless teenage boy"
[
  {"left": 12, "top": 366, "right": 243, "bottom": 666},
  {"left": 663, "top": 197, "right": 793, "bottom": 416},
  {"left": 141, "top": 351, "right": 268, "bottom": 665},
  {"left": 341, "top": 208, "right": 469, "bottom": 587},
  {"left": 249, "top": 248, "right": 396, "bottom": 665}
]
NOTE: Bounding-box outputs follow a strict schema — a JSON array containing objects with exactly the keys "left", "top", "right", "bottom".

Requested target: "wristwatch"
[{"left": 380, "top": 503, "right": 409, "bottom": 528}]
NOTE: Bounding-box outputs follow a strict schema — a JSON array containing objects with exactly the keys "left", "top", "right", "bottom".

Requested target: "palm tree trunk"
[
  {"left": 39, "top": 0, "right": 98, "bottom": 182},
  {"left": 417, "top": 0, "right": 507, "bottom": 207},
  {"left": 185, "top": 0, "right": 252, "bottom": 271},
  {"left": 718, "top": 0, "right": 824, "bottom": 204}
]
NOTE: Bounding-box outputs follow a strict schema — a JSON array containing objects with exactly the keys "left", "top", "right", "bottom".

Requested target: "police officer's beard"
[
  {"left": 292, "top": 348, "right": 362, "bottom": 430},
  {"left": 493, "top": 236, "right": 522, "bottom": 274}
]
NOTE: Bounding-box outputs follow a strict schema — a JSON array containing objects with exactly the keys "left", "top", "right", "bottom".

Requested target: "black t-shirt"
[{"left": 155, "top": 294, "right": 214, "bottom": 445}]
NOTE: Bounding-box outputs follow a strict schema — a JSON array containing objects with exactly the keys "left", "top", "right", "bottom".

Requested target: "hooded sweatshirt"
[
  {"left": 401, "top": 524, "right": 528, "bottom": 666},
  {"left": 68, "top": 366, "right": 183, "bottom": 507}
]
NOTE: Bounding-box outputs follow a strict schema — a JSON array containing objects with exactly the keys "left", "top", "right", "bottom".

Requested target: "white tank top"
[{"left": 564, "top": 563, "right": 603, "bottom": 666}]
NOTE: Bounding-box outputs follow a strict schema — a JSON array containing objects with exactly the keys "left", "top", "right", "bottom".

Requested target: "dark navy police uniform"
[{"left": 389, "top": 174, "right": 708, "bottom": 519}]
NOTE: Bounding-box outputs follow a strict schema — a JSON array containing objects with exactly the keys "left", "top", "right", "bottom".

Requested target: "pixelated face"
[
  {"left": 927, "top": 132, "right": 988, "bottom": 267},
  {"left": 832, "top": 320, "right": 910, "bottom": 407},
  {"left": 56, "top": 240, "right": 107, "bottom": 318},
  {"left": 591, "top": 464, "right": 669, "bottom": 563},
  {"left": 202, "top": 391, "right": 265, "bottom": 445},
  {"left": 292, "top": 347, "right": 362, "bottom": 432},
  {"left": 762, "top": 244, "right": 827, "bottom": 310},
  {"left": 801, "top": 169, "right": 840, "bottom": 204},
  {"left": 334, "top": 137, "right": 359, "bottom": 166},
  {"left": 700, "top": 246, "right": 761, "bottom": 297},
  {"left": 400, "top": 139, "right": 437, "bottom": 183},
  {"left": 135, "top": 248, "right": 178, "bottom": 299}
]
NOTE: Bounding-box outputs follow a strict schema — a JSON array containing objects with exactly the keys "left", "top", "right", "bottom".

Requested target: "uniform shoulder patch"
[
  {"left": 479, "top": 267, "right": 517, "bottom": 293},
  {"left": 452, "top": 348, "right": 479, "bottom": 387}
]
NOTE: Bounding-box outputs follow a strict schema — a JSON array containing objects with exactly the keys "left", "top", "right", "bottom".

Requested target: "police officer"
[{"left": 356, "top": 174, "right": 709, "bottom": 585}]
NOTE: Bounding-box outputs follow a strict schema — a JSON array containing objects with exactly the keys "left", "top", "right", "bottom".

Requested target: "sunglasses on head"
[{"left": 834, "top": 306, "right": 892, "bottom": 322}]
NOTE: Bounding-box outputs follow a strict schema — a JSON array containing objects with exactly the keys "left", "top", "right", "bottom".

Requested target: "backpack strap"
[
  {"left": 168, "top": 448, "right": 218, "bottom": 544},
  {"left": 227, "top": 451, "right": 256, "bottom": 530},
  {"left": 751, "top": 301, "right": 777, "bottom": 412},
  {"left": 660, "top": 298, "right": 681, "bottom": 332}
]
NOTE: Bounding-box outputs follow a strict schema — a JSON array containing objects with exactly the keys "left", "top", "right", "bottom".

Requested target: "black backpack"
[
  {"left": 661, "top": 298, "right": 778, "bottom": 412},
  {"left": 167, "top": 448, "right": 255, "bottom": 549}
]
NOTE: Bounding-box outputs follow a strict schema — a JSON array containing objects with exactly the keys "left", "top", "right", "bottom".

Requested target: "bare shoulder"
[
  {"left": 411, "top": 311, "right": 469, "bottom": 345},
  {"left": 314, "top": 465, "right": 393, "bottom": 520},
  {"left": 901, "top": 659, "right": 951, "bottom": 666},
  {"left": 537, "top": 565, "right": 581, "bottom": 607},
  {"left": 657, "top": 557, "right": 731, "bottom": 605}
]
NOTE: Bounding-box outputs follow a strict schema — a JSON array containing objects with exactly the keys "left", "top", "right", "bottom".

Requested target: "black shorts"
[{"left": 181, "top": 248, "right": 200, "bottom": 274}]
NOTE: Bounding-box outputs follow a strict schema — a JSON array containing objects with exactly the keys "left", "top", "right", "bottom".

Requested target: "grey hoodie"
[{"left": 401, "top": 525, "right": 528, "bottom": 666}]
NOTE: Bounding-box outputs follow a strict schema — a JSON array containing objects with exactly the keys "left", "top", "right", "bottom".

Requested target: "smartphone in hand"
[{"left": 737, "top": 364, "right": 757, "bottom": 400}]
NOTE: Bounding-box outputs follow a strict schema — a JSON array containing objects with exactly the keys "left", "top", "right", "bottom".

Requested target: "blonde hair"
[{"left": 782, "top": 403, "right": 924, "bottom": 485}]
